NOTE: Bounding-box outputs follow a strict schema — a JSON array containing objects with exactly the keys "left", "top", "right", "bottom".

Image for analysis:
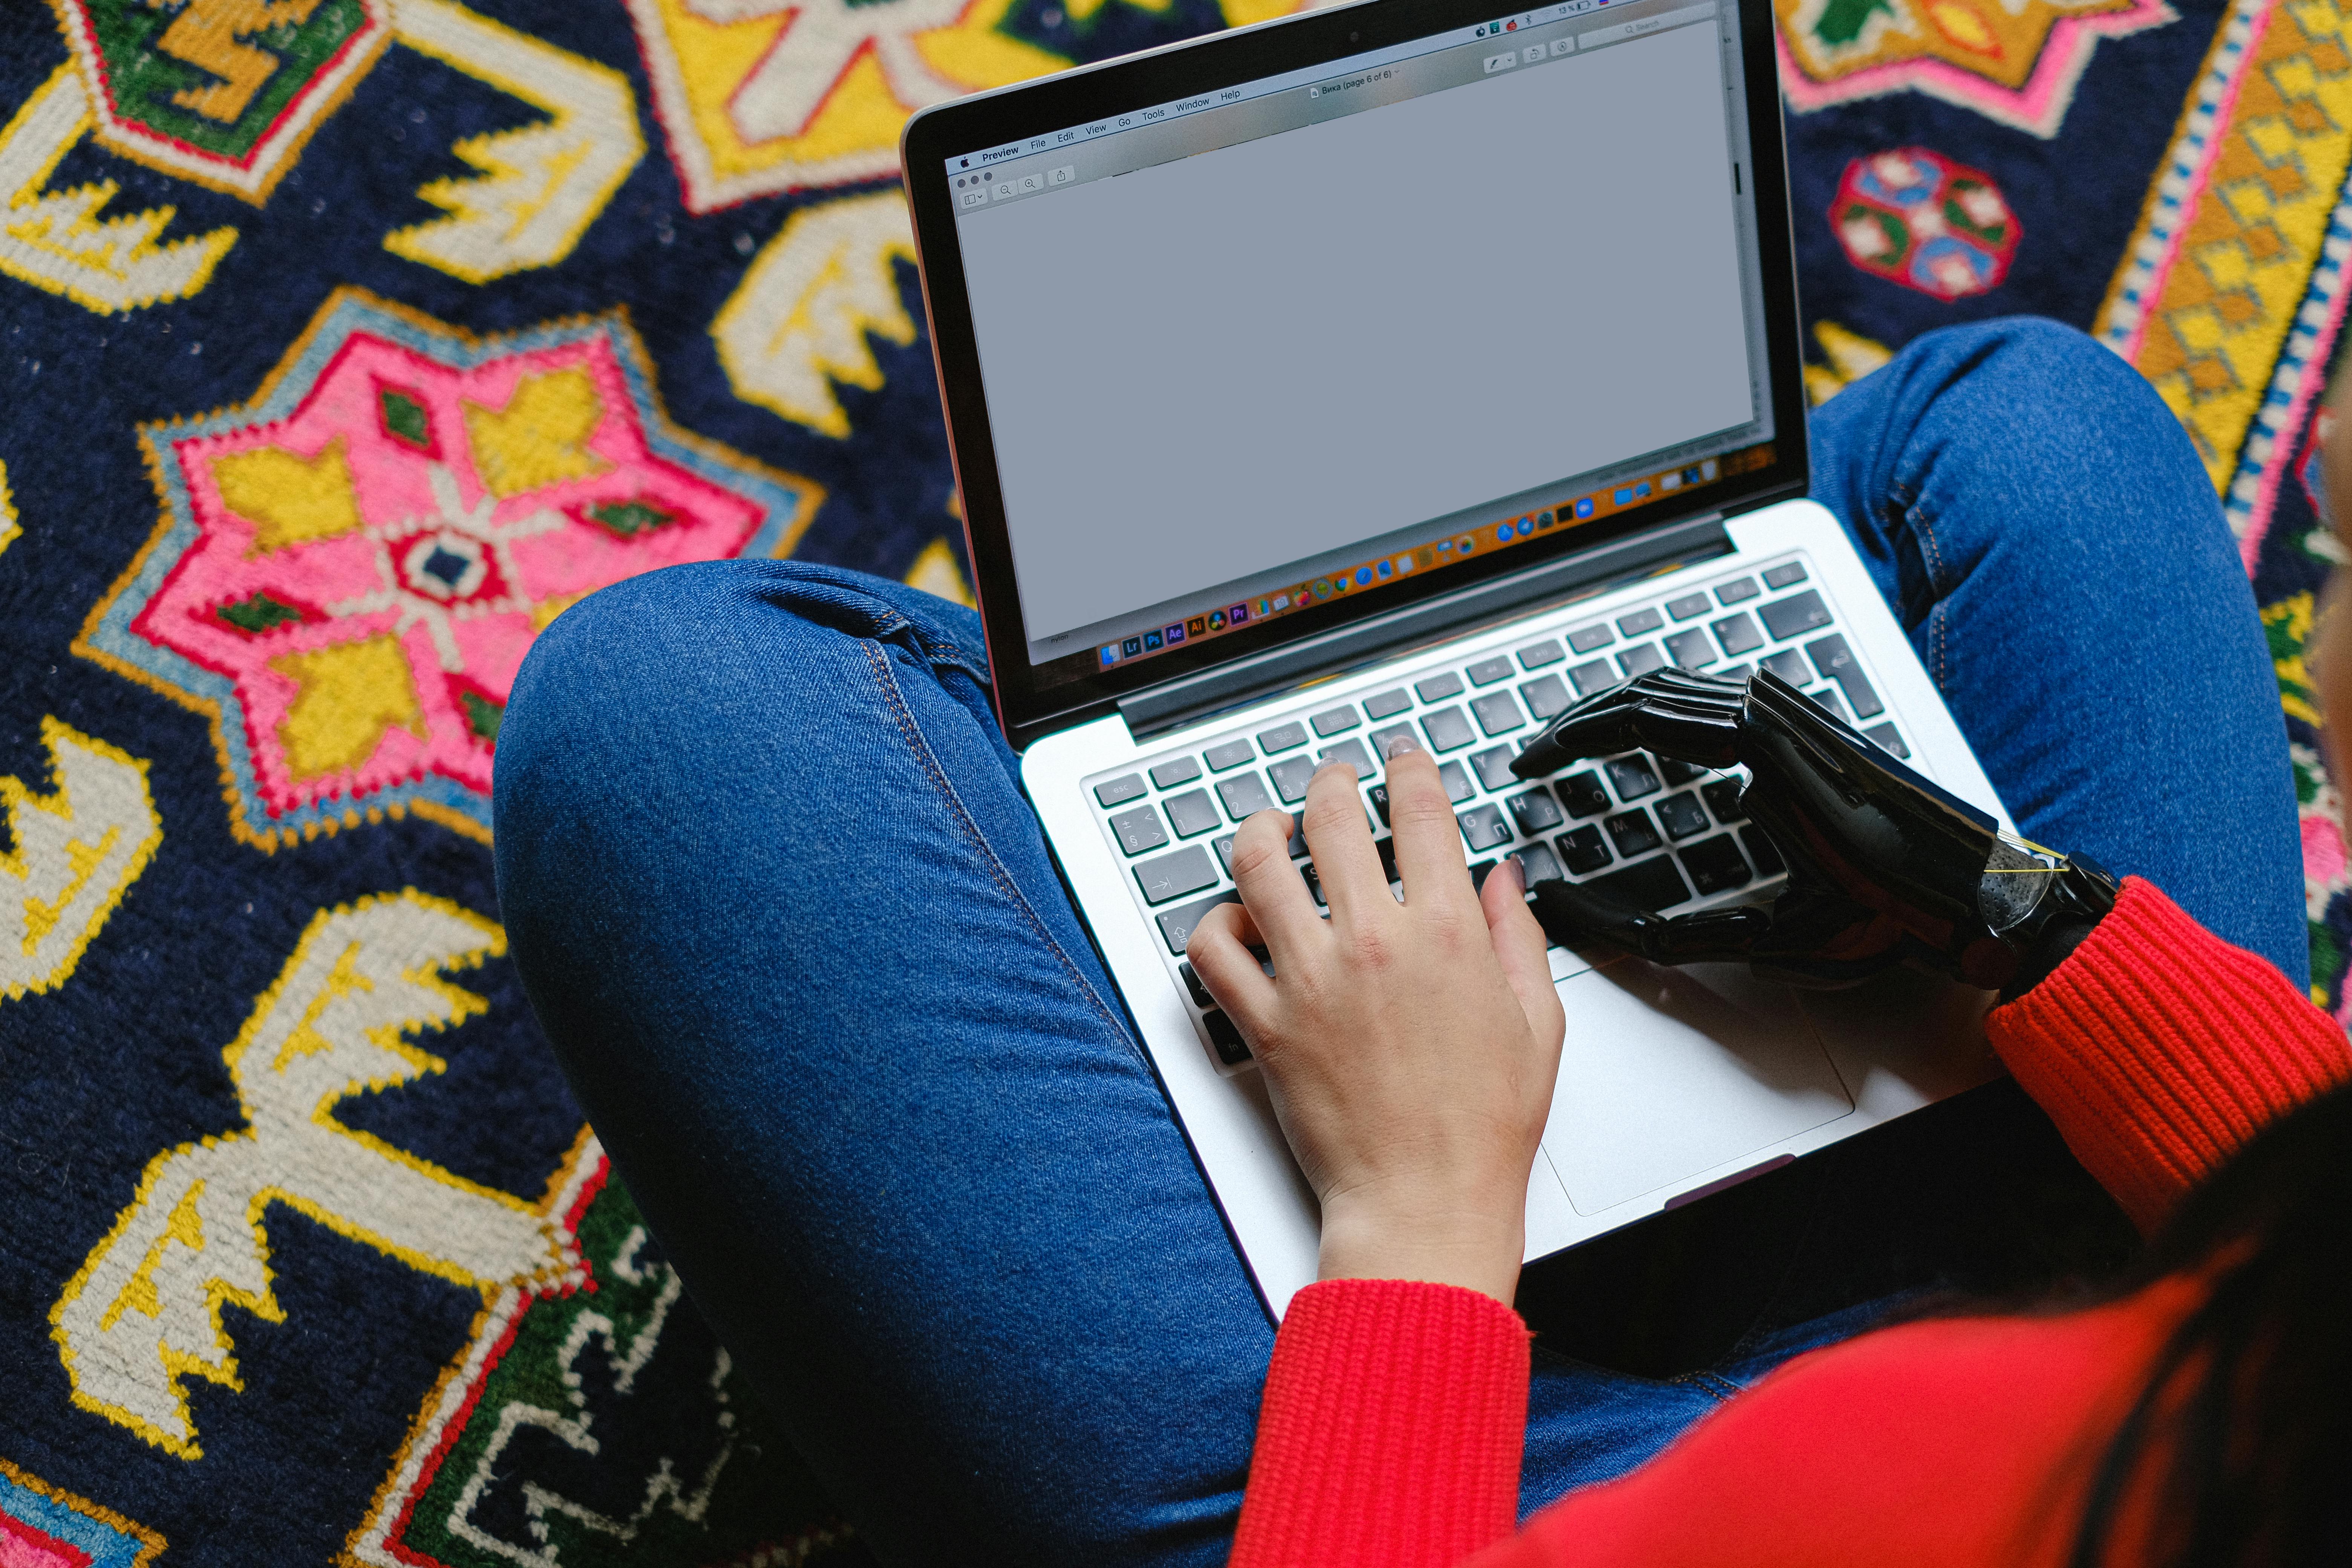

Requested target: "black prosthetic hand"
[{"left": 1510, "top": 668, "right": 2119, "bottom": 993}]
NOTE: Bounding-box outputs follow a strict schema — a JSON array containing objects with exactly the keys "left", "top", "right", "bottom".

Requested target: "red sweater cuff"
[
  {"left": 1231, "top": 1279, "right": 1531, "bottom": 1568},
  {"left": 1986, "top": 876, "right": 2352, "bottom": 1233}
]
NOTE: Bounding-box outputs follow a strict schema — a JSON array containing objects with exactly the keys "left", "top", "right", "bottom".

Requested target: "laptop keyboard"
[{"left": 1083, "top": 555, "right": 1914, "bottom": 1069}]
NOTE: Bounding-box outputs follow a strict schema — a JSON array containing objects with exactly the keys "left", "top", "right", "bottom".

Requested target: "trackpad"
[{"left": 1544, "top": 958, "right": 1854, "bottom": 1216}]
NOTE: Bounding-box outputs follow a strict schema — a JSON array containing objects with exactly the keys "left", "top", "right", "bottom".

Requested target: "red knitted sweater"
[{"left": 1228, "top": 878, "right": 2352, "bottom": 1568}]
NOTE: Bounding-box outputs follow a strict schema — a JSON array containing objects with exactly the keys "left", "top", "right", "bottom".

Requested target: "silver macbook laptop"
[{"left": 902, "top": 0, "right": 2012, "bottom": 1317}]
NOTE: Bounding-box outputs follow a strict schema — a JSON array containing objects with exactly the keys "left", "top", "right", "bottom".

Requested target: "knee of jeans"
[{"left": 1945, "top": 316, "right": 2175, "bottom": 432}]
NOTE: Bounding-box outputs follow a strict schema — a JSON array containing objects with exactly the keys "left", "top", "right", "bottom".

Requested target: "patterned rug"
[{"left": 0, "top": 0, "right": 2344, "bottom": 1562}]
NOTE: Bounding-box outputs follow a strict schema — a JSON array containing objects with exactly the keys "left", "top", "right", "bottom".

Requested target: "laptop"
[{"left": 900, "top": 0, "right": 2014, "bottom": 1318}]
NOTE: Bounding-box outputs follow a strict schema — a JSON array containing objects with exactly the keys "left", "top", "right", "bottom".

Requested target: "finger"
[
  {"left": 1297, "top": 760, "right": 1386, "bottom": 914},
  {"left": 1228, "top": 805, "right": 1327, "bottom": 959},
  {"left": 1483, "top": 858, "right": 1565, "bottom": 1039},
  {"left": 1185, "top": 900, "right": 1278, "bottom": 1026},
  {"left": 1380, "top": 742, "right": 1478, "bottom": 912},
  {"left": 1512, "top": 669, "right": 1744, "bottom": 779},
  {"left": 1525, "top": 879, "right": 1770, "bottom": 963}
]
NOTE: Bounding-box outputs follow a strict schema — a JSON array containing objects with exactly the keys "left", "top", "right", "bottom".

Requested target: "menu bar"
[{"left": 944, "top": 0, "right": 1625, "bottom": 175}]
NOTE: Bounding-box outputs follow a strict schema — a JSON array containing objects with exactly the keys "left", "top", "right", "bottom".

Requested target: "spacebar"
[{"left": 1582, "top": 855, "right": 1692, "bottom": 912}]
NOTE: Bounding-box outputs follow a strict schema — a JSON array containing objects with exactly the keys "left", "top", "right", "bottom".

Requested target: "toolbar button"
[
  {"left": 1484, "top": 51, "right": 1516, "bottom": 71},
  {"left": 960, "top": 189, "right": 986, "bottom": 209},
  {"left": 1017, "top": 173, "right": 1043, "bottom": 193},
  {"left": 1049, "top": 165, "right": 1075, "bottom": 185},
  {"left": 1522, "top": 43, "right": 1543, "bottom": 61},
  {"left": 1550, "top": 36, "right": 1574, "bottom": 54}
]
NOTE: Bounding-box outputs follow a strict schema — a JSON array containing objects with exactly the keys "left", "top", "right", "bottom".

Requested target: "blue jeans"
[{"left": 491, "top": 319, "right": 2303, "bottom": 1568}]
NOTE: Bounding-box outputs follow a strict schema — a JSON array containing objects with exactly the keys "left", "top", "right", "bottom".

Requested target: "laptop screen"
[{"left": 939, "top": 0, "right": 1778, "bottom": 684}]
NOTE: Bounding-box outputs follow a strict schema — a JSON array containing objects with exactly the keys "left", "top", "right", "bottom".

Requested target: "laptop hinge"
[{"left": 1117, "top": 514, "right": 1731, "bottom": 741}]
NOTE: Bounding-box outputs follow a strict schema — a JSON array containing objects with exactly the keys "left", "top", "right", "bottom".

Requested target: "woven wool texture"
[{"left": 0, "top": 0, "right": 2348, "bottom": 1563}]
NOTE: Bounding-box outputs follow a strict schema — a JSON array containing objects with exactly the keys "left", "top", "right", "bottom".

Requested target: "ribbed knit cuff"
[
  {"left": 1986, "top": 876, "right": 2352, "bottom": 1234},
  {"left": 1230, "top": 1279, "right": 1531, "bottom": 1568}
]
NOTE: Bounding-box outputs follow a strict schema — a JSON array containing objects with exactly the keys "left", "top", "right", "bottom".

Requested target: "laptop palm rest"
[{"left": 1544, "top": 958, "right": 1854, "bottom": 1216}]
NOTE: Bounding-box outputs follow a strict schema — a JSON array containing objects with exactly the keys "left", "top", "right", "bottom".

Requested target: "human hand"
[
  {"left": 1185, "top": 743, "right": 1565, "bottom": 1305},
  {"left": 1511, "top": 666, "right": 2118, "bottom": 994}
]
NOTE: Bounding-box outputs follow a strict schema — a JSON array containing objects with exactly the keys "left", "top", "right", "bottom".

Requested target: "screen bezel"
[{"left": 901, "top": 0, "right": 1810, "bottom": 750}]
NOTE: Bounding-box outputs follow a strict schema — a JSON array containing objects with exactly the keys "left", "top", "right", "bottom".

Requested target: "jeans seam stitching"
[
  {"left": 1902, "top": 486, "right": 1954, "bottom": 692},
  {"left": 860, "top": 639, "right": 1136, "bottom": 1047}
]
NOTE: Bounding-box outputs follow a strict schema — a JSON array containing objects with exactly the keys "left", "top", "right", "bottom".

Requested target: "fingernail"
[
  {"left": 1502, "top": 856, "right": 1528, "bottom": 896},
  {"left": 1383, "top": 735, "right": 1421, "bottom": 759},
  {"left": 1314, "top": 759, "right": 1359, "bottom": 782}
]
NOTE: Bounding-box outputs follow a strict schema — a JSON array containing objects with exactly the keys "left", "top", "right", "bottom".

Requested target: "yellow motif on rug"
[
  {"left": 0, "top": 718, "right": 162, "bottom": 1004},
  {"left": 49, "top": 890, "right": 582, "bottom": 1459},
  {"left": 2098, "top": 0, "right": 2352, "bottom": 506}
]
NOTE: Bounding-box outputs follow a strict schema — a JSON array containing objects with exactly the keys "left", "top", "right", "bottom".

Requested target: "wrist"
[{"left": 1316, "top": 1185, "right": 1527, "bottom": 1305}]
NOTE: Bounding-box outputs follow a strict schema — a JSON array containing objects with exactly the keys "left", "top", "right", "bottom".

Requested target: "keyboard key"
[
  {"left": 1761, "top": 649, "right": 1810, "bottom": 686},
  {"left": 1257, "top": 721, "right": 1308, "bottom": 754},
  {"left": 1517, "top": 639, "right": 1565, "bottom": 669},
  {"left": 1557, "top": 824, "right": 1612, "bottom": 874},
  {"left": 1586, "top": 853, "right": 1691, "bottom": 911},
  {"left": 1655, "top": 757, "right": 1705, "bottom": 787},
  {"left": 1467, "top": 656, "right": 1515, "bottom": 686},
  {"left": 1367, "top": 785, "right": 1391, "bottom": 826},
  {"left": 1742, "top": 825, "right": 1785, "bottom": 876},
  {"left": 1470, "top": 745, "right": 1518, "bottom": 792},
  {"left": 1421, "top": 707, "right": 1477, "bottom": 752},
  {"left": 1095, "top": 773, "right": 1145, "bottom": 807},
  {"left": 1110, "top": 802, "right": 1171, "bottom": 855},
  {"left": 1177, "top": 960, "right": 1213, "bottom": 1008},
  {"left": 1656, "top": 792, "right": 1710, "bottom": 841},
  {"left": 1377, "top": 836, "right": 1401, "bottom": 885},
  {"left": 1458, "top": 803, "right": 1513, "bottom": 853},
  {"left": 1711, "top": 612, "right": 1763, "bottom": 657},
  {"left": 1805, "top": 633, "right": 1884, "bottom": 720},
  {"left": 1202, "top": 1008, "right": 1251, "bottom": 1065},
  {"left": 1136, "top": 844, "right": 1218, "bottom": 905},
  {"left": 1158, "top": 890, "right": 1240, "bottom": 952},
  {"left": 1557, "top": 772, "right": 1613, "bottom": 818},
  {"left": 1604, "top": 808, "right": 1661, "bottom": 858},
  {"left": 1471, "top": 690, "right": 1525, "bottom": 737},
  {"left": 1364, "top": 688, "right": 1413, "bottom": 720},
  {"left": 1759, "top": 590, "right": 1831, "bottom": 641},
  {"left": 1217, "top": 773, "right": 1275, "bottom": 820},
  {"left": 1299, "top": 861, "right": 1326, "bottom": 906},
  {"left": 1269, "top": 755, "right": 1318, "bottom": 804},
  {"left": 1370, "top": 723, "right": 1417, "bottom": 761},
  {"left": 1617, "top": 607, "right": 1664, "bottom": 637},
  {"left": 1214, "top": 834, "right": 1237, "bottom": 874},
  {"left": 1521, "top": 674, "right": 1571, "bottom": 720},
  {"left": 1807, "top": 685, "right": 1851, "bottom": 724},
  {"left": 1319, "top": 738, "right": 1375, "bottom": 779},
  {"left": 1165, "top": 789, "right": 1221, "bottom": 838},
  {"left": 1618, "top": 643, "right": 1665, "bottom": 677},
  {"left": 1150, "top": 756, "right": 1202, "bottom": 790},
  {"left": 1762, "top": 561, "right": 1808, "bottom": 590},
  {"left": 1864, "top": 722, "right": 1909, "bottom": 760},
  {"left": 1679, "top": 835, "right": 1753, "bottom": 896},
  {"left": 1416, "top": 671, "right": 1465, "bottom": 702},
  {"left": 1569, "top": 659, "right": 1618, "bottom": 697},
  {"left": 1205, "top": 739, "right": 1255, "bottom": 772},
  {"left": 1508, "top": 789, "right": 1564, "bottom": 836},
  {"left": 1666, "top": 592, "right": 1711, "bottom": 621},
  {"left": 1718, "top": 663, "right": 1754, "bottom": 684},
  {"left": 1566, "top": 622, "right": 1614, "bottom": 653},
  {"left": 1606, "top": 755, "right": 1661, "bottom": 801},
  {"left": 1437, "top": 760, "right": 1476, "bottom": 803},
  {"left": 1664, "top": 629, "right": 1713, "bottom": 669},
  {"left": 1701, "top": 779, "right": 1746, "bottom": 822},
  {"left": 1514, "top": 841, "right": 1565, "bottom": 884},
  {"left": 1311, "top": 703, "right": 1361, "bottom": 737},
  {"left": 1715, "top": 577, "right": 1760, "bottom": 605}
]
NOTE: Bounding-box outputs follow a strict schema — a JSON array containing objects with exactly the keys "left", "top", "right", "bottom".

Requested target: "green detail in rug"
[
  {"left": 2263, "top": 592, "right": 2321, "bottom": 730},
  {"left": 380, "top": 388, "right": 433, "bottom": 452},
  {"left": 391, "top": 1176, "right": 859, "bottom": 1568},
  {"left": 457, "top": 690, "right": 503, "bottom": 746},
  {"left": 1808, "top": 0, "right": 1894, "bottom": 49},
  {"left": 584, "top": 498, "right": 677, "bottom": 538},
  {"left": 80, "top": 0, "right": 371, "bottom": 161},
  {"left": 214, "top": 590, "right": 307, "bottom": 634}
]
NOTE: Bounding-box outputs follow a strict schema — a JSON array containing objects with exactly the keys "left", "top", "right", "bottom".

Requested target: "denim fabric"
[{"left": 492, "top": 318, "right": 2303, "bottom": 1566}]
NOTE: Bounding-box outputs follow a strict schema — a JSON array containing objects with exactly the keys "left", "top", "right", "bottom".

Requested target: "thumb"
[{"left": 1482, "top": 859, "right": 1565, "bottom": 1046}]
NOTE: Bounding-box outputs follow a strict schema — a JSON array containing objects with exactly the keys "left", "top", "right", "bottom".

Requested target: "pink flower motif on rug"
[{"left": 80, "top": 288, "right": 821, "bottom": 847}]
